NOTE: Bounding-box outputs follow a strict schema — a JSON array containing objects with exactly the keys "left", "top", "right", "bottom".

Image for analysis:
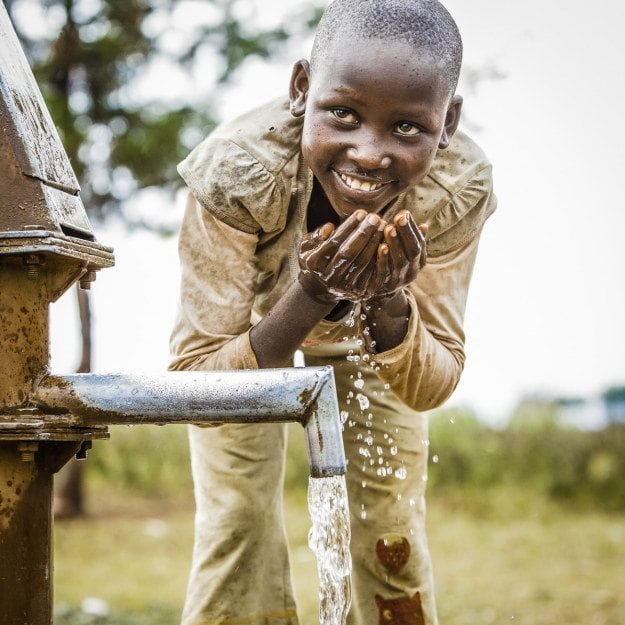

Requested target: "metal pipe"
[{"left": 33, "top": 367, "right": 346, "bottom": 477}]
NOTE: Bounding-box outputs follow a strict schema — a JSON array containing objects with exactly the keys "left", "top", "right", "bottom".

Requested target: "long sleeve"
[
  {"left": 371, "top": 234, "right": 481, "bottom": 411},
  {"left": 168, "top": 193, "right": 261, "bottom": 372}
]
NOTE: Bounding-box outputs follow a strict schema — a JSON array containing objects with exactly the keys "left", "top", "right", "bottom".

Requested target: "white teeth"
[{"left": 339, "top": 173, "right": 383, "bottom": 192}]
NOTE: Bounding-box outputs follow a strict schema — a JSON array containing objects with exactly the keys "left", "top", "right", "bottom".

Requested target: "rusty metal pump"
[{"left": 0, "top": 6, "right": 345, "bottom": 624}]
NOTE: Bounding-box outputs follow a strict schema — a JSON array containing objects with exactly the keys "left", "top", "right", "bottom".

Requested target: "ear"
[
  {"left": 289, "top": 59, "right": 311, "bottom": 117},
  {"left": 438, "top": 95, "right": 463, "bottom": 149}
]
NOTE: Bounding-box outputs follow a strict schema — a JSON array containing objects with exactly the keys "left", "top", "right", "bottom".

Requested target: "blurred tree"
[
  {"left": 602, "top": 385, "right": 625, "bottom": 424},
  {"left": 6, "top": 0, "right": 320, "bottom": 516}
]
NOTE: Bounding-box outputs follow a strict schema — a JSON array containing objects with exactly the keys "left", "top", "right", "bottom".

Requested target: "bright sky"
[{"left": 49, "top": 0, "right": 625, "bottom": 423}]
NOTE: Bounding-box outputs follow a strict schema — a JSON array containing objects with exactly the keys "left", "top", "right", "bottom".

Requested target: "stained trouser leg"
[
  {"left": 308, "top": 354, "right": 439, "bottom": 625},
  {"left": 181, "top": 422, "right": 298, "bottom": 625}
]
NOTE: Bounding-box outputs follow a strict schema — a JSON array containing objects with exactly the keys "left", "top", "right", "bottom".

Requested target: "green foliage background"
[{"left": 85, "top": 413, "right": 625, "bottom": 513}]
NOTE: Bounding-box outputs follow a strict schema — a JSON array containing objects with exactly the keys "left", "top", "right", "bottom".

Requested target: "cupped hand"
[
  {"left": 298, "top": 209, "right": 386, "bottom": 303},
  {"left": 363, "top": 210, "right": 428, "bottom": 301}
]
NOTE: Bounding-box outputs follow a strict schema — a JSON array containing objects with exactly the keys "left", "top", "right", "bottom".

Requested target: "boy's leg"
[
  {"left": 308, "top": 354, "right": 438, "bottom": 625},
  {"left": 182, "top": 422, "right": 298, "bottom": 625}
]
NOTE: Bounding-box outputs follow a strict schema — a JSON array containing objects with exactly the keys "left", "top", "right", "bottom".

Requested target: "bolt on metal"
[
  {"left": 17, "top": 442, "right": 39, "bottom": 462},
  {"left": 23, "top": 254, "right": 44, "bottom": 280},
  {"left": 79, "top": 269, "right": 97, "bottom": 290}
]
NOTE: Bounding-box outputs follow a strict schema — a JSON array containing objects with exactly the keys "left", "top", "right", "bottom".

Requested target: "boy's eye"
[
  {"left": 395, "top": 122, "right": 420, "bottom": 136},
  {"left": 332, "top": 108, "right": 358, "bottom": 124}
]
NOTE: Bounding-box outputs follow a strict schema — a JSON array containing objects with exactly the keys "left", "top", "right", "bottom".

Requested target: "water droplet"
[
  {"left": 409, "top": 498, "right": 416, "bottom": 507},
  {"left": 376, "top": 445, "right": 384, "bottom": 456},
  {"left": 449, "top": 417, "right": 455, "bottom": 424},
  {"left": 364, "top": 435, "right": 374, "bottom": 446},
  {"left": 360, "top": 313, "right": 367, "bottom": 321},
  {"left": 354, "top": 378, "right": 365, "bottom": 390},
  {"left": 344, "top": 311, "right": 356, "bottom": 328},
  {"left": 361, "top": 480, "right": 367, "bottom": 488},
  {"left": 377, "top": 467, "right": 387, "bottom": 477},
  {"left": 356, "top": 393, "right": 370, "bottom": 410},
  {"left": 432, "top": 454, "right": 439, "bottom": 463},
  {"left": 384, "top": 383, "right": 390, "bottom": 390},
  {"left": 395, "top": 467, "right": 408, "bottom": 480},
  {"left": 390, "top": 445, "right": 398, "bottom": 456},
  {"left": 340, "top": 410, "right": 349, "bottom": 424}
]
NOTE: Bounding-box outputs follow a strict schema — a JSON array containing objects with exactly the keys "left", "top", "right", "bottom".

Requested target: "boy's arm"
[
  {"left": 363, "top": 233, "right": 482, "bottom": 412},
  {"left": 169, "top": 193, "right": 379, "bottom": 371},
  {"left": 169, "top": 193, "right": 263, "bottom": 372}
]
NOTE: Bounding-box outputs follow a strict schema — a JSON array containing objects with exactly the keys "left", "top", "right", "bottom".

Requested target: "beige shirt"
[{"left": 169, "top": 97, "right": 496, "bottom": 412}]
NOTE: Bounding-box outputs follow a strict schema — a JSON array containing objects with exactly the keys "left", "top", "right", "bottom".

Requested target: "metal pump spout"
[
  {"left": 0, "top": 5, "right": 347, "bottom": 622},
  {"left": 32, "top": 366, "right": 347, "bottom": 478}
]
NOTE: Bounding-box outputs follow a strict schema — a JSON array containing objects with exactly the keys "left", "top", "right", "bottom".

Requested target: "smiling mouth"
[{"left": 336, "top": 171, "right": 390, "bottom": 193}]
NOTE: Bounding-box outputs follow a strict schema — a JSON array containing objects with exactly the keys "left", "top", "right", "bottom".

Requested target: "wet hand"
[
  {"left": 298, "top": 210, "right": 386, "bottom": 303},
  {"left": 364, "top": 210, "right": 428, "bottom": 301}
]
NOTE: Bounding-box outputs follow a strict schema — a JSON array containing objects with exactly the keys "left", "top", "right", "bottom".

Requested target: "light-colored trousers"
[{"left": 181, "top": 354, "right": 438, "bottom": 625}]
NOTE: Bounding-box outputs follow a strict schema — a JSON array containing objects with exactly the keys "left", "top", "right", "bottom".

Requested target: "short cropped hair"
[{"left": 311, "top": 0, "right": 463, "bottom": 94}]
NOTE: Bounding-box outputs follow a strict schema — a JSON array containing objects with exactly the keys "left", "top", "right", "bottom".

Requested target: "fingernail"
[
  {"left": 398, "top": 213, "right": 409, "bottom": 226},
  {"left": 355, "top": 210, "right": 367, "bottom": 221},
  {"left": 389, "top": 226, "right": 397, "bottom": 237},
  {"left": 367, "top": 214, "right": 380, "bottom": 225}
]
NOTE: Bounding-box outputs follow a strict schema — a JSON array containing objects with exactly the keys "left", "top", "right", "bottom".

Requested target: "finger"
[
  {"left": 384, "top": 223, "right": 412, "bottom": 286},
  {"left": 365, "top": 243, "right": 390, "bottom": 298},
  {"left": 327, "top": 214, "right": 384, "bottom": 286},
  {"left": 394, "top": 212, "right": 428, "bottom": 270},
  {"left": 301, "top": 222, "right": 335, "bottom": 255},
  {"left": 305, "top": 211, "right": 366, "bottom": 271},
  {"left": 348, "top": 219, "right": 386, "bottom": 286}
]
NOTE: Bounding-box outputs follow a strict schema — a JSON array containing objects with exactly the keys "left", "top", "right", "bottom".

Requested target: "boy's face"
[{"left": 290, "top": 38, "right": 462, "bottom": 221}]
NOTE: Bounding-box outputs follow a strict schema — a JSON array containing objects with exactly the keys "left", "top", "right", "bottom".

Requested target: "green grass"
[
  {"left": 52, "top": 422, "right": 625, "bottom": 625},
  {"left": 53, "top": 493, "right": 625, "bottom": 625}
]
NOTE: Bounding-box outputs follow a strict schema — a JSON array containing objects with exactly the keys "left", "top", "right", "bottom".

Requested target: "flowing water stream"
[{"left": 307, "top": 475, "right": 352, "bottom": 625}]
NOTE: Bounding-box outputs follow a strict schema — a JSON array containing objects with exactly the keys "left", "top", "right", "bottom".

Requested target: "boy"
[{"left": 169, "top": 1, "right": 496, "bottom": 624}]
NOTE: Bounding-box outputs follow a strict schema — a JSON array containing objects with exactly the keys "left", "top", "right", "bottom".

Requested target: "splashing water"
[{"left": 308, "top": 475, "right": 352, "bottom": 625}]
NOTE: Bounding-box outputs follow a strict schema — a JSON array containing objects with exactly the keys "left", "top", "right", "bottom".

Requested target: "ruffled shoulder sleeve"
[
  {"left": 177, "top": 98, "right": 302, "bottom": 234},
  {"left": 395, "top": 130, "right": 497, "bottom": 257},
  {"left": 177, "top": 137, "right": 287, "bottom": 234},
  {"left": 427, "top": 162, "right": 497, "bottom": 256}
]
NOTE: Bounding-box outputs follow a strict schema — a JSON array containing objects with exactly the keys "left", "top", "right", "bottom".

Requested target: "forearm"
[
  {"left": 364, "top": 290, "right": 411, "bottom": 353},
  {"left": 249, "top": 280, "right": 335, "bottom": 368}
]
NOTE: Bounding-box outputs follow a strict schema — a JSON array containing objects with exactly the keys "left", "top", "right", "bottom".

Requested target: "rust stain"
[
  {"left": 375, "top": 591, "right": 425, "bottom": 625},
  {"left": 298, "top": 387, "right": 313, "bottom": 408},
  {"left": 0, "top": 455, "right": 34, "bottom": 531},
  {"left": 376, "top": 533, "right": 411, "bottom": 573}
]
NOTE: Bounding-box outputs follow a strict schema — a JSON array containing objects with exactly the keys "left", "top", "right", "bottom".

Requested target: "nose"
[{"left": 346, "top": 128, "right": 392, "bottom": 171}]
